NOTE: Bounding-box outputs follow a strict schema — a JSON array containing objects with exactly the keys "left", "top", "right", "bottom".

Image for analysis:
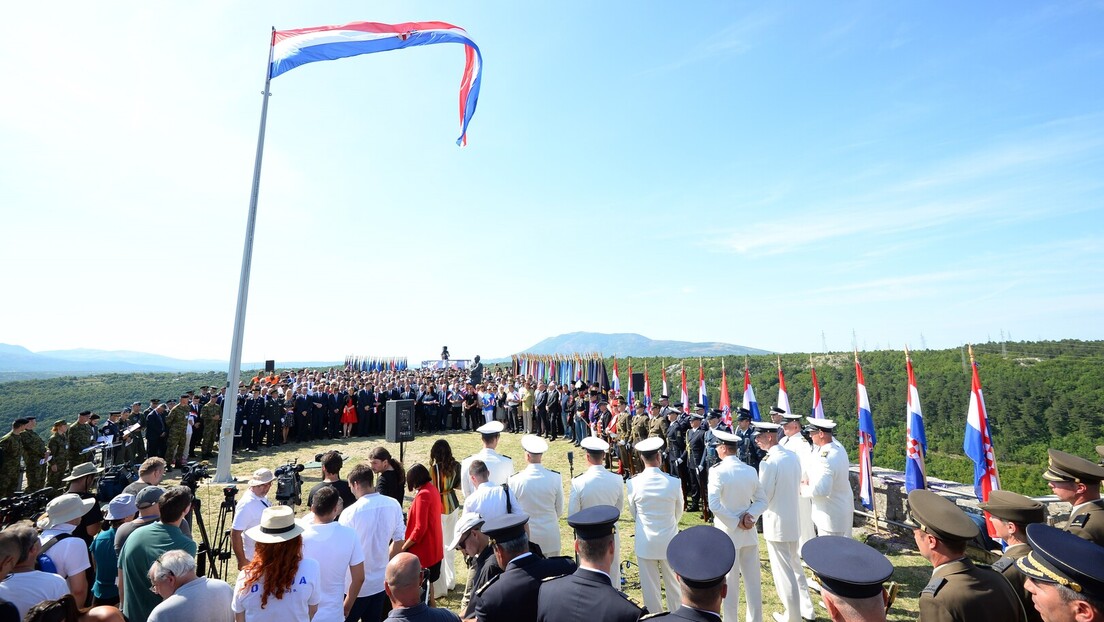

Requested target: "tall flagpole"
[{"left": 215, "top": 29, "right": 276, "bottom": 484}]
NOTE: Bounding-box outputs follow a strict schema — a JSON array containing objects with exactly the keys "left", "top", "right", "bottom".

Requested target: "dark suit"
[
  {"left": 357, "top": 389, "right": 375, "bottom": 437},
  {"left": 472, "top": 553, "right": 576, "bottom": 622},
  {"left": 534, "top": 390, "right": 549, "bottom": 436},
  {"left": 641, "top": 607, "right": 722, "bottom": 621},
  {"left": 294, "top": 393, "right": 312, "bottom": 442},
  {"left": 145, "top": 410, "right": 166, "bottom": 458},
  {"left": 536, "top": 567, "right": 644, "bottom": 622}
]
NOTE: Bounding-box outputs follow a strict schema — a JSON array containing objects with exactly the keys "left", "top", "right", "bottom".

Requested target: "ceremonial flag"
[
  {"left": 661, "top": 364, "right": 669, "bottom": 397},
  {"left": 776, "top": 356, "right": 791, "bottom": 415},
  {"left": 856, "top": 354, "right": 876, "bottom": 510},
  {"left": 680, "top": 364, "right": 689, "bottom": 410},
  {"left": 964, "top": 345, "right": 1002, "bottom": 537},
  {"left": 719, "top": 360, "right": 732, "bottom": 427},
  {"left": 611, "top": 358, "right": 621, "bottom": 396},
  {"left": 627, "top": 362, "right": 636, "bottom": 416},
  {"left": 698, "top": 359, "right": 709, "bottom": 414},
  {"left": 270, "top": 21, "right": 483, "bottom": 146},
  {"left": 643, "top": 362, "right": 652, "bottom": 409},
  {"left": 905, "top": 348, "right": 928, "bottom": 492},
  {"left": 810, "top": 356, "right": 825, "bottom": 419},
  {"left": 742, "top": 366, "right": 761, "bottom": 421},
  {"left": 599, "top": 359, "right": 610, "bottom": 392}
]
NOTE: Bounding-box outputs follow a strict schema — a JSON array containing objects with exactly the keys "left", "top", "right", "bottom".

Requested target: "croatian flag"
[
  {"left": 626, "top": 363, "right": 636, "bottom": 416},
  {"left": 964, "top": 350, "right": 1002, "bottom": 537},
  {"left": 698, "top": 360, "right": 710, "bottom": 414},
  {"left": 611, "top": 358, "right": 621, "bottom": 396},
  {"left": 680, "top": 366, "right": 689, "bottom": 411},
  {"left": 720, "top": 360, "right": 733, "bottom": 428},
  {"left": 776, "top": 358, "right": 791, "bottom": 415},
  {"left": 856, "top": 359, "right": 877, "bottom": 510},
  {"left": 742, "top": 367, "right": 761, "bottom": 421},
  {"left": 905, "top": 353, "right": 928, "bottom": 492},
  {"left": 810, "top": 361, "right": 825, "bottom": 419},
  {"left": 643, "top": 363, "right": 652, "bottom": 410},
  {"left": 270, "top": 21, "right": 483, "bottom": 146}
]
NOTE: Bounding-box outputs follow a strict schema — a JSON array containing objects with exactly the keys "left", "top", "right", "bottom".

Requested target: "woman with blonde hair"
[{"left": 231, "top": 506, "right": 321, "bottom": 621}]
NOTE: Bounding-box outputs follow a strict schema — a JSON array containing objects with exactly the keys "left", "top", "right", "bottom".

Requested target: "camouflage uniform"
[
  {"left": 200, "top": 400, "right": 222, "bottom": 457},
  {"left": 0, "top": 430, "right": 22, "bottom": 497},
  {"left": 19, "top": 429, "right": 48, "bottom": 491},
  {"left": 46, "top": 431, "right": 69, "bottom": 492},
  {"left": 164, "top": 403, "right": 190, "bottom": 465},
  {"left": 67, "top": 422, "right": 95, "bottom": 469}
]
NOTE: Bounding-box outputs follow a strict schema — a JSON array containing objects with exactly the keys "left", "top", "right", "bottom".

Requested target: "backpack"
[{"left": 35, "top": 533, "right": 75, "bottom": 574}]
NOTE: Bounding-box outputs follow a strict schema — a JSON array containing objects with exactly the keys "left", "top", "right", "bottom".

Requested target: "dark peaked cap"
[
  {"left": 667, "top": 526, "right": 735, "bottom": 588},
  {"left": 1018, "top": 523, "right": 1104, "bottom": 600},
  {"left": 906, "top": 489, "right": 979, "bottom": 542},
  {"left": 1043, "top": 449, "right": 1104, "bottom": 484},
  {"left": 978, "top": 490, "right": 1045, "bottom": 525},
  {"left": 567, "top": 505, "right": 619, "bottom": 540},
  {"left": 802, "top": 536, "right": 893, "bottom": 599},
  {"left": 482, "top": 513, "right": 529, "bottom": 542}
]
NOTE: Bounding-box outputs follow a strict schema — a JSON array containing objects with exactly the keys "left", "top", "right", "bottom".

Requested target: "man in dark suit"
[
  {"left": 145, "top": 403, "right": 167, "bottom": 458},
  {"left": 536, "top": 505, "right": 644, "bottom": 622},
  {"left": 469, "top": 514, "right": 575, "bottom": 622},
  {"left": 356, "top": 383, "right": 375, "bottom": 437},
  {"left": 643, "top": 526, "right": 736, "bottom": 622},
  {"left": 294, "top": 389, "right": 312, "bottom": 443},
  {"left": 533, "top": 382, "right": 549, "bottom": 438}
]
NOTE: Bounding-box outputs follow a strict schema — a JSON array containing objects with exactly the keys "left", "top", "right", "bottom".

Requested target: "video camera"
[
  {"left": 180, "top": 461, "right": 212, "bottom": 492},
  {"left": 0, "top": 487, "right": 54, "bottom": 528},
  {"left": 274, "top": 459, "right": 305, "bottom": 507},
  {"left": 97, "top": 463, "right": 138, "bottom": 504}
]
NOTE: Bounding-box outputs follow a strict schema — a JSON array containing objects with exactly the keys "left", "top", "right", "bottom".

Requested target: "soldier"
[
  {"left": 0, "top": 419, "right": 30, "bottom": 497},
  {"left": 459, "top": 421, "right": 514, "bottom": 499},
  {"left": 805, "top": 418, "right": 853, "bottom": 538},
  {"left": 163, "top": 394, "right": 191, "bottom": 468},
  {"left": 1016, "top": 523, "right": 1104, "bottom": 622},
  {"left": 697, "top": 411, "right": 724, "bottom": 521},
  {"left": 631, "top": 400, "right": 649, "bottom": 473},
  {"left": 66, "top": 411, "right": 95, "bottom": 469},
  {"left": 646, "top": 525, "right": 736, "bottom": 622},
  {"left": 628, "top": 436, "right": 683, "bottom": 614},
  {"left": 200, "top": 393, "right": 222, "bottom": 459},
  {"left": 19, "top": 416, "right": 48, "bottom": 491},
  {"left": 665, "top": 406, "right": 692, "bottom": 505},
  {"left": 907, "top": 489, "right": 1026, "bottom": 622},
  {"left": 769, "top": 406, "right": 787, "bottom": 425},
  {"left": 1042, "top": 448, "right": 1104, "bottom": 545},
  {"left": 536, "top": 505, "right": 645, "bottom": 622},
  {"left": 567, "top": 436, "right": 626, "bottom": 588},
  {"left": 801, "top": 536, "right": 894, "bottom": 622},
  {"left": 685, "top": 411, "right": 706, "bottom": 513},
  {"left": 46, "top": 419, "right": 69, "bottom": 492},
  {"left": 977, "top": 490, "right": 1046, "bottom": 622},
  {"left": 780, "top": 413, "right": 816, "bottom": 548},
  {"left": 647, "top": 403, "right": 668, "bottom": 451},
  {"left": 508, "top": 435, "right": 564, "bottom": 556},
  {"left": 734, "top": 409, "right": 763, "bottom": 471}
]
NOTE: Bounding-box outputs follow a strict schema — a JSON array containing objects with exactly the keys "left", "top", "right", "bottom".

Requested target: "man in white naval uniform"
[
  {"left": 805, "top": 418, "right": 853, "bottom": 538},
  {"left": 779, "top": 414, "right": 816, "bottom": 549},
  {"left": 627, "top": 436, "right": 683, "bottom": 613},
  {"left": 754, "top": 422, "right": 815, "bottom": 622},
  {"left": 460, "top": 421, "right": 515, "bottom": 498},
  {"left": 709, "top": 428, "right": 767, "bottom": 622},
  {"left": 567, "top": 436, "right": 625, "bottom": 588},
  {"left": 507, "top": 435, "right": 564, "bottom": 555}
]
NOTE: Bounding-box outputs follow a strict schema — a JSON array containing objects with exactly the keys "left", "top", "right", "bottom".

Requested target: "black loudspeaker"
[
  {"left": 386, "top": 399, "right": 416, "bottom": 443},
  {"left": 265, "top": 359, "right": 275, "bottom": 373},
  {"left": 631, "top": 373, "right": 645, "bottom": 392}
]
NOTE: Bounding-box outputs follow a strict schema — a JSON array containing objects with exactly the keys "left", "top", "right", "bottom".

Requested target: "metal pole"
[{"left": 215, "top": 30, "right": 276, "bottom": 484}]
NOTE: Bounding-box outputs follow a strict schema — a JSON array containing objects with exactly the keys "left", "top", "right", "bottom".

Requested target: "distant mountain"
[{"left": 516, "top": 332, "right": 770, "bottom": 357}]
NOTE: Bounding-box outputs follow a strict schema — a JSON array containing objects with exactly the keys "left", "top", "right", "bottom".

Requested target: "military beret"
[
  {"left": 906, "top": 489, "right": 979, "bottom": 542},
  {"left": 977, "top": 490, "right": 1045, "bottom": 525},
  {"left": 13, "top": 418, "right": 30, "bottom": 427},
  {"left": 482, "top": 513, "right": 529, "bottom": 543},
  {"left": 25, "top": 415, "right": 36, "bottom": 421},
  {"left": 667, "top": 526, "right": 735, "bottom": 588},
  {"left": 1018, "top": 523, "right": 1104, "bottom": 601},
  {"left": 78, "top": 411, "right": 92, "bottom": 417},
  {"left": 1043, "top": 449, "right": 1104, "bottom": 484},
  {"left": 53, "top": 419, "right": 67, "bottom": 427},
  {"left": 567, "top": 505, "right": 619, "bottom": 540},
  {"left": 802, "top": 535, "right": 893, "bottom": 599}
]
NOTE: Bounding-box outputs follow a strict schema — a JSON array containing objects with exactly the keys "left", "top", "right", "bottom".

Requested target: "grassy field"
[{"left": 167, "top": 430, "right": 928, "bottom": 620}]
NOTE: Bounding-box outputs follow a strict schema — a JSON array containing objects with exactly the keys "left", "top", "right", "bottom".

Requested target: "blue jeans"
[{"left": 573, "top": 418, "right": 587, "bottom": 444}]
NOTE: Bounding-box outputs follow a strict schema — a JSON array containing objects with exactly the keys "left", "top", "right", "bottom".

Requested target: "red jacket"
[{"left": 405, "top": 483, "right": 444, "bottom": 567}]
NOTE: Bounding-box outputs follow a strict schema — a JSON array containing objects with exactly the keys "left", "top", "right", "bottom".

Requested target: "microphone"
[{"left": 566, "top": 451, "right": 574, "bottom": 467}]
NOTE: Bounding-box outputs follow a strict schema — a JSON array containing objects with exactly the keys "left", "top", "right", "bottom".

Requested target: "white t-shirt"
[
  {"left": 231, "top": 489, "right": 270, "bottom": 562},
  {"left": 0, "top": 570, "right": 69, "bottom": 619},
  {"left": 231, "top": 557, "right": 321, "bottom": 622},
  {"left": 338, "top": 493, "right": 405, "bottom": 597},
  {"left": 37, "top": 524, "right": 91, "bottom": 579},
  {"left": 299, "top": 520, "right": 365, "bottom": 622}
]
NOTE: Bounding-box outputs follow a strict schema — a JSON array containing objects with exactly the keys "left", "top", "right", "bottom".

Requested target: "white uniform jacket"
[
  {"left": 460, "top": 448, "right": 515, "bottom": 498},
  {"left": 567, "top": 465, "right": 625, "bottom": 515},
  {"left": 758, "top": 444, "right": 802, "bottom": 542},
  {"left": 508, "top": 464, "right": 564, "bottom": 554},
  {"left": 708, "top": 455, "right": 767, "bottom": 548},
  {"left": 627, "top": 466, "right": 684, "bottom": 559},
  {"left": 807, "top": 439, "right": 854, "bottom": 534}
]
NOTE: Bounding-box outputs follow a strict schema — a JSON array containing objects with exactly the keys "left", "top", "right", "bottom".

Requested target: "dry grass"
[{"left": 166, "top": 431, "right": 927, "bottom": 620}]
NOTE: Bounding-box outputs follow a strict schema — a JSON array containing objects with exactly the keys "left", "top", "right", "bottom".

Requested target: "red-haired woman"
[{"left": 232, "top": 506, "right": 321, "bottom": 621}]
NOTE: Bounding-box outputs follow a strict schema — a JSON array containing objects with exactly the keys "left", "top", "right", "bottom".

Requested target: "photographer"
[
  {"left": 306, "top": 451, "right": 355, "bottom": 512},
  {"left": 231, "top": 468, "right": 274, "bottom": 570},
  {"left": 62, "top": 463, "right": 105, "bottom": 546}
]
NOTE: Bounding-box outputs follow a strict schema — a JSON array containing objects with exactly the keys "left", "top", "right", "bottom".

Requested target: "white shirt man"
[
  {"left": 339, "top": 464, "right": 405, "bottom": 621},
  {"left": 627, "top": 437, "right": 683, "bottom": 614},
  {"left": 709, "top": 429, "right": 768, "bottom": 622},
  {"left": 567, "top": 436, "right": 625, "bottom": 588},
  {"left": 300, "top": 486, "right": 366, "bottom": 622},
  {"left": 755, "top": 422, "right": 815, "bottom": 622},
  {"left": 507, "top": 435, "right": 564, "bottom": 556},
  {"left": 463, "top": 460, "right": 521, "bottom": 522},
  {"left": 37, "top": 494, "right": 94, "bottom": 604},
  {"left": 231, "top": 468, "right": 273, "bottom": 568},
  {"left": 805, "top": 418, "right": 853, "bottom": 537},
  {"left": 779, "top": 415, "right": 816, "bottom": 548},
  {"left": 460, "top": 422, "right": 515, "bottom": 498}
]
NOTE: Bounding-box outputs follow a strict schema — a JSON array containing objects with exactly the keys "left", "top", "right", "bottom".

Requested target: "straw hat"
[
  {"left": 247, "top": 468, "right": 275, "bottom": 487},
  {"left": 42, "top": 494, "right": 96, "bottom": 528},
  {"left": 63, "top": 462, "right": 103, "bottom": 482},
  {"left": 245, "top": 505, "right": 304, "bottom": 544}
]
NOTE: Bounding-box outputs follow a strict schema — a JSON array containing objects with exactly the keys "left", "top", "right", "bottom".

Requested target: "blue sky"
[{"left": 1, "top": 2, "right": 1102, "bottom": 364}]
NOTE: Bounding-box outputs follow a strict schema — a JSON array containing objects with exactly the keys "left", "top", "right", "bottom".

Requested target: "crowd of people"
[{"left": 1, "top": 362, "right": 1104, "bottom": 622}]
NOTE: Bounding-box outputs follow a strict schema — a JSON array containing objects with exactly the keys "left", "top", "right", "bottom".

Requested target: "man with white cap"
[
  {"left": 567, "top": 436, "right": 625, "bottom": 588},
  {"left": 459, "top": 421, "right": 514, "bottom": 499},
  {"left": 36, "top": 493, "right": 95, "bottom": 604},
  {"left": 709, "top": 426, "right": 767, "bottom": 622},
  {"left": 754, "top": 421, "right": 815, "bottom": 622},
  {"left": 805, "top": 418, "right": 853, "bottom": 537},
  {"left": 231, "top": 467, "right": 274, "bottom": 570},
  {"left": 449, "top": 513, "right": 490, "bottom": 617},
  {"left": 779, "top": 413, "right": 816, "bottom": 548},
  {"left": 507, "top": 435, "right": 564, "bottom": 555},
  {"left": 627, "top": 435, "right": 683, "bottom": 613}
]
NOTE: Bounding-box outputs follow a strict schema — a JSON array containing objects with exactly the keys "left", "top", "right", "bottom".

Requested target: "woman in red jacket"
[{"left": 402, "top": 463, "right": 443, "bottom": 605}]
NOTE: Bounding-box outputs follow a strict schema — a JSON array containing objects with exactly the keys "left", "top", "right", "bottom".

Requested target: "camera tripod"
[{"left": 189, "top": 485, "right": 237, "bottom": 580}]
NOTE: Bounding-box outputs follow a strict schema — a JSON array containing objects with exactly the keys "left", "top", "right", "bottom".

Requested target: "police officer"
[
  {"left": 645, "top": 525, "right": 736, "bottom": 621},
  {"left": 469, "top": 514, "right": 575, "bottom": 622},
  {"left": 1042, "top": 448, "right": 1104, "bottom": 545},
  {"left": 536, "top": 505, "right": 644, "bottom": 622},
  {"left": 801, "top": 535, "right": 894, "bottom": 622},
  {"left": 568, "top": 436, "right": 626, "bottom": 589},
  {"left": 907, "top": 489, "right": 1026, "bottom": 622},
  {"left": 1016, "top": 523, "right": 1104, "bottom": 622},
  {"left": 66, "top": 411, "right": 94, "bottom": 469},
  {"left": 734, "top": 409, "right": 763, "bottom": 471},
  {"left": 978, "top": 490, "right": 1046, "bottom": 622},
  {"left": 19, "top": 416, "right": 48, "bottom": 490},
  {"left": 805, "top": 418, "right": 853, "bottom": 537}
]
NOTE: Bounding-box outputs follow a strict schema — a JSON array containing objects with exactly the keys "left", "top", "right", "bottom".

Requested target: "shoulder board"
[
  {"left": 992, "top": 556, "right": 1015, "bottom": 573},
  {"left": 618, "top": 590, "right": 644, "bottom": 609},
  {"left": 921, "top": 576, "right": 947, "bottom": 597},
  {"left": 548, "top": 468, "right": 560, "bottom": 475},
  {"left": 640, "top": 613, "right": 669, "bottom": 620},
  {"left": 500, "top": 454, "right": 512, "bottom": 460},
  {"left": 476, "top": 573, "right": 500, "bottom": 596},
  {"left": 820, "top": 449, "right": 830, "bottom": 457},
  {"left": 542, "top": 574, "right": 568, "bottom": 583},
  {"left": 1072, "top": 514, "right": 1090, "bottom": 528}
]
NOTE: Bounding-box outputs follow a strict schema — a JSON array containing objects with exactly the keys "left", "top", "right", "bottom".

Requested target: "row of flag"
[
  {"left": 344, "top": 355, "right": 409, "bottom": 372},
  {"left": 511, "top": 353, "right": 610, "bottom": 388}
]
